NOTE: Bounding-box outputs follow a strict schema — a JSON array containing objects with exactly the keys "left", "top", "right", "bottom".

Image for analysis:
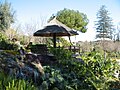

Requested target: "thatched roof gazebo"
[{"left": 33, "top": 17, "right": 78, "bottom": 48}]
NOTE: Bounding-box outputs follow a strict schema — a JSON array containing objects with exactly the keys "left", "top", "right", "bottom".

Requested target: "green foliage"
[
  {"left": 0, "top": 46, "right": 119, "bottom": 89},
  {"left": 90, "top": 51, "right": 119, "bottom": 76},
  {"left": 108, "top": 52, "right": 120, "bottom": 59},
  {"left": 19, "top": 35, "right": 29, "bottom": 45},
  {"left": 48, "top": 48, "right": 120, "bottom": 89},
  {"left": 40, "top": 66, "right": 64, "bottom": 90},
  {"left": 58, "top": 37, "right": 71, "bottom": 46},
  {"left": 0, "top": 32, "right": 7, "bottom": 41},
  {"left": 0, "top": 0, "right": 15, "bottom": 31},
  {"left": 108, "top": 80, "right": 120, "bottom": 89},
  {"left": 0, "top": 40, "right": 19, "bottom": 50},
  {"left": 49, "top": 47, "right": 73, "bottom": 63},
  {"left": 5, "top": 79, "right": 37, "bottom": 90},
  {"left": 49, "top": 48, "right": 90, "bottom": 89},
  {"left": 30, "top": 44, "right": 47, "bottom": 54},
  {"left": 95, "top": 5, "right": 114, "bottom": 40},
  {"left": 94, "top": 44, "right": 104, "bottom": 54},
  {"left": 46, "top": 38, "right": 71, "bottom": 47},
  {"left": 0, "top": 32, "right": 19, "bottom": 50},
  {"left": 0, "top": 72, "right": 37, "bottom": 90},
  {"left": 82, "top": 51, "right": 119, "bottom": 89},
  {"left": 4, "top": 50, "right": 19, "bottom": 55},
  {"left": 49, "top": 8, "right": 89, "bottom": 32}
]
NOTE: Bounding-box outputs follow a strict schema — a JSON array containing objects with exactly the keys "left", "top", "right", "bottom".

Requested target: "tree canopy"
[
  {"left": 95, "top": 5, "right": 114, "bottom": 40},
  {"left": 49, "top": 8, "right": 89, "bottom": 33},
  {"left": 0, "top": 0, "right": 15, "bottom": 31}
]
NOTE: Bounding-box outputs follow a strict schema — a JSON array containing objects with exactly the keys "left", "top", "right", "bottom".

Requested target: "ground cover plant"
[
  {"left": 46, "top": 48, "right": 120, "bottom": 90},
  {"left": 0, "top": 47, "right": 120, "bottom": 90},
  {"left": 0, "top": 72, "right": 38, "bottom": 90}
]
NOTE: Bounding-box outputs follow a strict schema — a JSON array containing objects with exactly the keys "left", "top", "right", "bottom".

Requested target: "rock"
[{"left": 0, "top": 50, "right": 44, "bottom": 84}]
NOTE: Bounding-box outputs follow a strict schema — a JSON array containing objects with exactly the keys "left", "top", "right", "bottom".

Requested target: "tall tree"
[
  {"left": 95, "top": 5, "right": 114, "bottom": 40},
  {"left": 0, "top": 0, "right": 15, "bottom": 31},
  {"left": 116, "top": 22, "right": 120, "bottom": 41},
  {"left": 49, "top": 8, "right": 89, "bottom": 33}
]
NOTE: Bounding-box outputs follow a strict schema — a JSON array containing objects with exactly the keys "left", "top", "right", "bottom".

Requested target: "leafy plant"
[
  {"left": 49, "top": 48, "right": 120, "bottom": 89},
  {"left": 0, "top": 71, "right": 38, "bottom": 90},
  {"left": 81, "top": 51, "right": 120, "bottom": 89},
  {"left": 0, "top": 46, "right": 119, "bottom": 90}
]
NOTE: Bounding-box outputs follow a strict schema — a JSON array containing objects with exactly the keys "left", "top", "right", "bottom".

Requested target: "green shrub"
[
  {"left": 0, "top": 46, "right": 119, "bottom": 90},
  {"left": 0, "top": 32, "right": 19, "bottom": 50},
  {"left": 0, "top": 32, "right": 7, "bottom": 42},
  {"left": 0, "top": 72, "right": 38, "bottom": 90},
  {"left": 81, "top": 51, "right": 120, "bottom": 89},
  {"left": 0, "top": 40, "right": 19, "bottom": 50},
  {"left": 30, "top": 44, "right": 47, "bottom": 54},
  {"left": 48, "top": 48, "right": 120, "bottom": 89},
  {"left": 49, "top": 47, "right": 73, "bottom": 63}
]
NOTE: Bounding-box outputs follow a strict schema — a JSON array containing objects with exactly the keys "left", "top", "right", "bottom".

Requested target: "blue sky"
[{"left": 3, "top": 0, "right": 120, "bottom": 41}]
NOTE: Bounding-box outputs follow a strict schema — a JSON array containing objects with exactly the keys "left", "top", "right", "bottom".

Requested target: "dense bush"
[
  {"left": 0, "top": 32, "right": 7, "bottom": 41},
  {"left": 0, "top": 32, "right": 19, "bottom": 50},
  {"left": 47, "top": 48, "right": 120, "bottom": 89},
  {"left": 0, "top": 72, "right": 38, "bottom": 90},
  {"left": 30, "top": 44, "right": 48, "bottom": 54},
  {"left": 0, "top": 46, "right": 120, "bottom": 89},
  {"left": 0, "top": 40, "right": 19, "bottom": 50}
]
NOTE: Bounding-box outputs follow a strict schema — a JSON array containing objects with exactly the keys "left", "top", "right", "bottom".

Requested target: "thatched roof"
[{"left": 33, "top": 17, "right": 78, "bottom": 37}]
